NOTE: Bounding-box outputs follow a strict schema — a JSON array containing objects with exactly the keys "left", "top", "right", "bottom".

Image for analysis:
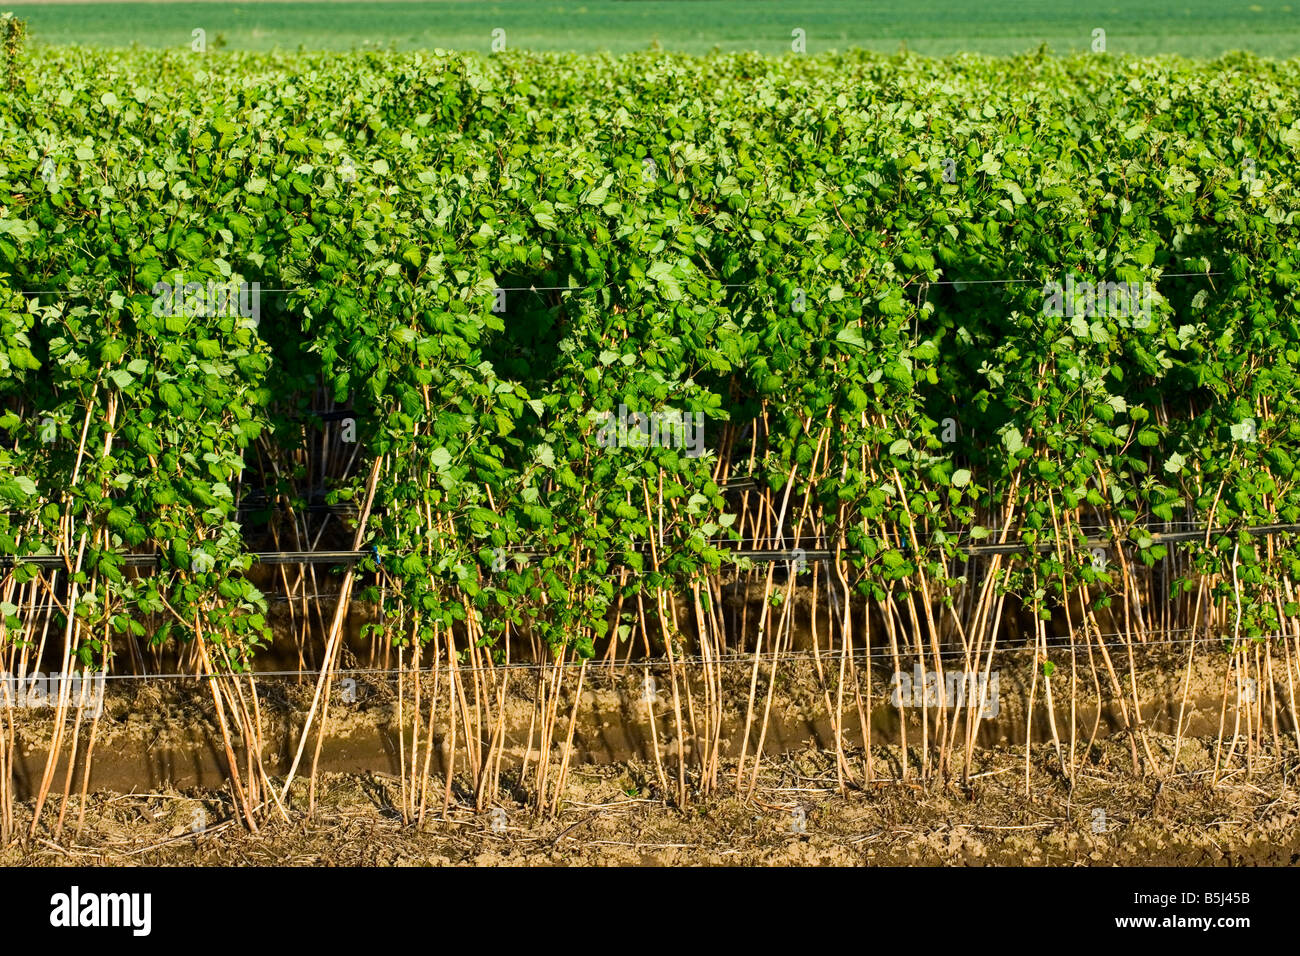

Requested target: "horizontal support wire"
[
  {"left": 11, "top": 266, "right": 1232, "bottom": 300},
  {"left": 0, "top": 521, "right": 1295, "bottom": 569},
  {"left": 0, "top": 626, "right": 1273, "bottom": 684}
]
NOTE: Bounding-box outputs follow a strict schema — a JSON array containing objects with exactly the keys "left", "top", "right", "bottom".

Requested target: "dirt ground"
[
  {"left": 3, "top": 638, "right": 1296, "bottom": 865},
  {"left": 5, "top": 733, "right": 1300, "bottom": 866}
]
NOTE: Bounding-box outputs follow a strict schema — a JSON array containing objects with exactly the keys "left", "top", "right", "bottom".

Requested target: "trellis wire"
[
  {"left": 7, "top": 624, "right": 1276, "bottom": 684},
  {"left": 2, "top": 519, "right": 1296, "bottom": 568}
]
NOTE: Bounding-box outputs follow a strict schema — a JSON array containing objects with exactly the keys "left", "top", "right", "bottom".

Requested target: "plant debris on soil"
[{"left": 6, "top": 737, "right": 1300, "bottom": 866}]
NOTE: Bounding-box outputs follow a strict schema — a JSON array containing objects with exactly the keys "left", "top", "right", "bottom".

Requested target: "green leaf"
[{"left": 835, "top": 327, "right": 865, "bottom": 349}]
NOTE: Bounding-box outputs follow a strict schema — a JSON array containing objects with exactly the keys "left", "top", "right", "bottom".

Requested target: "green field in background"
[{"left": 6, "top": 0, "right": 1300, "bottom": 57}]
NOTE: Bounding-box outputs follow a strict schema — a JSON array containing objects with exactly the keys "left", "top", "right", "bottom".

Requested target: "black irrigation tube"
[
  {"left": 0, "top": 478, "right": 764, "bottom": 522},
  {"left": 230, "top": 477, "right": 762, "bottom": 517},
  {"left": 2, "top": 522, "right": 1298, "bottom": 570}
]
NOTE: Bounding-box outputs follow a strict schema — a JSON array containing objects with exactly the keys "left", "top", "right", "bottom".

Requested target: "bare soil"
[
  {"left": 4, "top": 640, "right": 1294, "bottom": 865},
  {"left": 4, "top": 736, "right": 1300, "bottom": 866}
]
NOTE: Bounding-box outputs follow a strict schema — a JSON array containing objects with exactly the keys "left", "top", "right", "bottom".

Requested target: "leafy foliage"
[{"left": 1, "top": 46, "right": 1298, "bottom": 664}]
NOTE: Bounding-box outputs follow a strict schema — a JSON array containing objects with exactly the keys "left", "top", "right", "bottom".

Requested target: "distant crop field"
[{"left": 6, "top": 0, "right": 1300, "bottom": 56}]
